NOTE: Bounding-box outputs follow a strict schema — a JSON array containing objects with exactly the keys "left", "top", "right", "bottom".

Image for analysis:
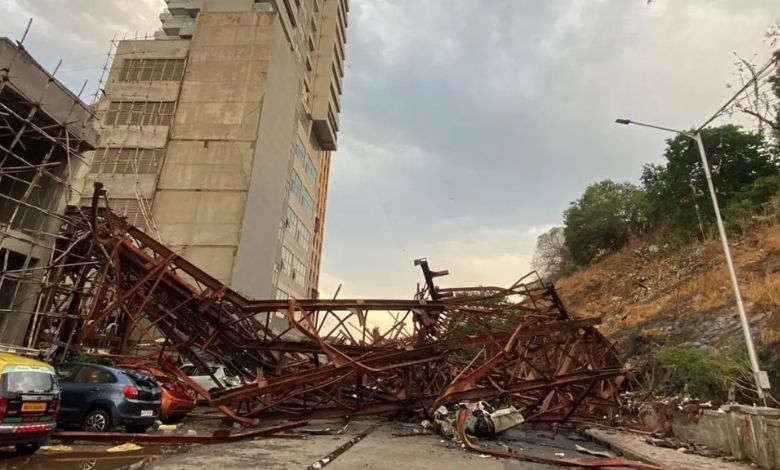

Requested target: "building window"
[
  {"left": 301, "top": 190, "right": 314, "bottom": 217},
  {"left": 118, "top": 59, "right": 185, "bottom": 82},
  {"left": 282, "top": 0, "right": 297, "bottom": 26},
  {"left": 289, "top": 170, "right": 315, "bottom": 218},
  {"left": 109, "top": 198, "right": 150, "bottom": 229},
  {"left": 297, "top": 224, "right": 311, "bottom": 252},
  {"left": 292, "top": 136, "right": 307, "bottom": 167},
  {"left": 280, "top": 247, "right": 293, "bottom": 276},
  {"left": 304, "top": 156, "right": 317, "bottom": 185},
  {"left": 275, "top": 288, "right": 289, "bottom": 300},
  {"left": 90, "top": 148, "right": 163, "bottom": 174},
  {"left": 286, "top": 206, "right": 299, "bottom": 236},
  {"left": 104, "top": 101, "right": 175, "bottom": 126},
  {"left": 292, "top": 257, "right": 307, "bottom": 285},
  {"left": 291, "top": 171, "right": 303, "bottom": 200}
]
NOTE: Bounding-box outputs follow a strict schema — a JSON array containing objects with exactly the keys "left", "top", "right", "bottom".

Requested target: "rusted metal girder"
[
  {"left": 28, "top": 189, "right": 631, "bottom": 426},
  {"left": 52, "top": 421, "right": 308, "bottom": 444}
]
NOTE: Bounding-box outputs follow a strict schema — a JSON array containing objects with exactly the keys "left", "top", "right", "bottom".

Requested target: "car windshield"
[
  {"left": 3, "top": 371, "right": 57, "bottom": 393},
  {"left": 181, "top": 365, "right": 219, "bottom": 376},
  {"left": 122, "top": 369, "right": 157, "bottom": 387}
]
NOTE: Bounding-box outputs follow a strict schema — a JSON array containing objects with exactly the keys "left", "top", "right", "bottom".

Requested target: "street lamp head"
[{"left": 615, "top": 118, "right": 632, "bottom": 125}]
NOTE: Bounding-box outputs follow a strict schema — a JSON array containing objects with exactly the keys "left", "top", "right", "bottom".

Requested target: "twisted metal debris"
[{"left": 27, "top": 184, "right": 630, "bottom": 426}]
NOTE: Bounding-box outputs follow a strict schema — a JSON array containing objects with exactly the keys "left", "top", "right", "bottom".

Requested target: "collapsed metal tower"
[{"left": 28, "top": 185, "right": 629, "bottom": 426}]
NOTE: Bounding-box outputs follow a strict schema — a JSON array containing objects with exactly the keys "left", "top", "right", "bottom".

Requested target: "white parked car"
[{"left": 179, "top": 363, "right": 241, "bottom": 392}]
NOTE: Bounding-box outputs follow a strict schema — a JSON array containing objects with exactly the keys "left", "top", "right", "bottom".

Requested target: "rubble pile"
[{"left": 29, "top": 188, "right": 631, "bottom": 430}]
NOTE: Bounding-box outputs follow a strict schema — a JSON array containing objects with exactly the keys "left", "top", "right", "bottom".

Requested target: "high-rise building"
[{"left": 83, "top": 0, "right": 348, "bottom": 301}]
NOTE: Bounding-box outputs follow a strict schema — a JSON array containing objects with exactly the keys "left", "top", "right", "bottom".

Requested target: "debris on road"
[
  {"left": 39, "top": 444, "right": 73, "bottom": 452},
  {"left": 456, "top": 408, "right": 663, "bottom": 469},
  {"left": 19, "top": 191, "right": 662, "bottom": 467},
  {"left": 306, "top": 423, "right": 382, "bottom": 469},
  {"left": 299, "top": 423, "right": 349, "bottom": 435},
  {"left": 575, "top": 444, "right": 615, "bottom": 458},
  {"left": 107, "top": 443, "right": 143, "bottom": 452}
]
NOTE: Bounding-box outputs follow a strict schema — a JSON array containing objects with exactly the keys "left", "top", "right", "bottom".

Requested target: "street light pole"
[{"left": 616, "top": 118, "right": 769, "bottom": 404}]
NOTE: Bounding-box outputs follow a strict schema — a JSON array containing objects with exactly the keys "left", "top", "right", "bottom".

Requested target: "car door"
[
  {"left": 56, "top": 364, "right": 82, "bottom": 425},
  {"left": 73, "top": 366, "right": 117, "bottom": 419}
]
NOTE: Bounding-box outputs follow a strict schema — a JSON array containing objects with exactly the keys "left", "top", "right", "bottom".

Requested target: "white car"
[{"left": 180, "top": 363, "right": 241, "bottom": 392}]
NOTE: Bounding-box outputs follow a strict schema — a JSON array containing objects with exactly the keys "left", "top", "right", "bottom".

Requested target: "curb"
[{"left": 580, "top": 428, "right": 668, "bottom": 469}]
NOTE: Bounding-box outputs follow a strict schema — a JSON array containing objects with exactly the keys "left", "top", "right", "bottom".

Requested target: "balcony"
[
  {"left": 164, "top": 0, "right": 202, "bottom": 17},
  {"left": 159, "top": 11, "right": 196, "bottom": 38}
]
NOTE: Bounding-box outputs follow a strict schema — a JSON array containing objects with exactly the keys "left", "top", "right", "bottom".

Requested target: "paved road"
[{"left": 1, "top": 418, "right": 623, "bottom": 470}]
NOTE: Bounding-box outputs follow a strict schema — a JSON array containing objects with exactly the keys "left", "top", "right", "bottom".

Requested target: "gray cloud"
[
  {"left": 0, "top": 0, "right": 776, "bottom": 298},
  {"left": 325, "top": 0, "right": 779, "bottom": 296},
  {"left": 0, "top": 0, "right": 164, "bottom": 97}
]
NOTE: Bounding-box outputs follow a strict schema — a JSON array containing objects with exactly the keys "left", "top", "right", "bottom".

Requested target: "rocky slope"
[{"left": 555, "top": 223, "right": 780, "bottom": 376}]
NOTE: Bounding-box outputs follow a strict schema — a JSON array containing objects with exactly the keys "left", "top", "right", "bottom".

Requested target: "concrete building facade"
[
  {"left": 0, "top": 38, "right": 97, "bottom": 346},
  {"left": 85, "top": 0, "right": 348, "bottom": 300}
]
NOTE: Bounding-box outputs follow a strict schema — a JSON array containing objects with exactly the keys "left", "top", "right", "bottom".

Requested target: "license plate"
[
  {"left": 21, "top": 402, "right": 46, "bottom": 412},
  {"left": 140, "top": 410, "right": 153, "bottom": 417}
]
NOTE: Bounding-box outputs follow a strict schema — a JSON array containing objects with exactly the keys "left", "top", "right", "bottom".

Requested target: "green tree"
[
  {"left": 563, "top": 180, "right": 647, "bottom": 266},
  {"left": 642, "top": 125, "right": 779, "bottom": 239},
  {"left": 531, "top": 227, "right": 574, "bottom": 282}
]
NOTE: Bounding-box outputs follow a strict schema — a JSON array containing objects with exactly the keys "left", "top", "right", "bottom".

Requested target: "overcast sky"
[{"left": 1, "top": 0, "right": 777, "bottom": 299}]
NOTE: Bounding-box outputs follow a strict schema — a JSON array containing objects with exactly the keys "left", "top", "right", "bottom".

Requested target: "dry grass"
[
  {"left": 687, "top": 268, "right": 731, "bottom": 311},
  {"left": 761, "top": 328, "right": 780, "bottom": 343},
  {"left": 557, "top": 223, "right": 780, "bottom": 341},
  {"left": 743, "top": 272, "right": 780, "bottom": 312},
  {"left": 640, "top": 327, "right": 669, "bottom": 339}
]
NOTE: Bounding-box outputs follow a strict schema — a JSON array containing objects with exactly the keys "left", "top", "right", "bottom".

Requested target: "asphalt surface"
[{"left": 0, "top": 414, "right": 625, "bottom": 469}]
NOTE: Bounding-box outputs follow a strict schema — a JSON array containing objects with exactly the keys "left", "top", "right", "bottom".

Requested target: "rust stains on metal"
[
  {"left": 51, "top": 421, "right": 308, "bottom": 444},
  {"left": 28, "top": 188, "right": 632, "bottom": 427}
]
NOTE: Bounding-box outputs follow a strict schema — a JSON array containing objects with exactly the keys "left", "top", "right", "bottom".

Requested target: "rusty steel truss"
[{"left": 26, "top": 184, "right": 630, "bottom": 425}]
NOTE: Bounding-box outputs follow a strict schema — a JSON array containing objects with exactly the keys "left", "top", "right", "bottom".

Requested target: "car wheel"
[
  {"left": 82, "top": 409, "right": 111, "bottom": 432},
  {"left": 125, "top": 425, "right": 150, "bottom": 434},
  {"left": 15, "top": 442, "right": 41, "bottom": 454}
]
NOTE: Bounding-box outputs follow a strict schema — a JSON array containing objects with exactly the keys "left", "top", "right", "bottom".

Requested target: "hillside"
[{"left": 555, "top": 223, "right": 780, "bottom": 376}]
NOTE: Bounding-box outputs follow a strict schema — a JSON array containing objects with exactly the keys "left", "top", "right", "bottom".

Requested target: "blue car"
[{"left": 55, "top": 363, "right": 161, "bottom": 433}]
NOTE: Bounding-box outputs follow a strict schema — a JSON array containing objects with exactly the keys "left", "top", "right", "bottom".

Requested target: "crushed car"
[{"left": 56, "top": 363, "right": 161, "bottom": 433}]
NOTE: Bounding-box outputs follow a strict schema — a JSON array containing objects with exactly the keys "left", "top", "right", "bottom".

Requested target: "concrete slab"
[
  {"left": 158, "top": 141, "right": 253, "bottom": 191},
  {"left": 326, "top": 421, "right": 559, "bottom": 470},
  {"left": 151, "top": 419, "right": 382, "bottom": 470}
]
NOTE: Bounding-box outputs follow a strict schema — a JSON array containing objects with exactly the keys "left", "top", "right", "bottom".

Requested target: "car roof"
[
  {"left": 59, "top": 362, "right": 124, "bottom": 373},
  {"left": 0, "top": 352, "right": 54, "bottom": 373}
]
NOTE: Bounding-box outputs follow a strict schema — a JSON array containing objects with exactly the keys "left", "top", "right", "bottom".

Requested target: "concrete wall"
[
  {"left": 647, "top": 405, "right": 780, "bottom": 469},
  {"left": 153, "top": 11, "right": 275, "bottom": 288},
  {"left": 231, "top": 15, "right": 301, "bottom": 299}
]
